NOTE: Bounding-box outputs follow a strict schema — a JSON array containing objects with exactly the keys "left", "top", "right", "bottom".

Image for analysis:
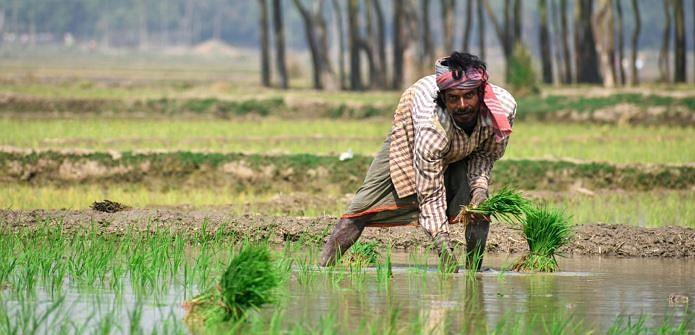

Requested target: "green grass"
[{"left": 1, "top": 118, "right": 692, "bottom": 163}]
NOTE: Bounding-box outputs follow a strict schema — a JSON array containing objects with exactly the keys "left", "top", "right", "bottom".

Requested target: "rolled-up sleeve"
[{"left": 414, "top": 127, "right": 449, "bottom": 237}]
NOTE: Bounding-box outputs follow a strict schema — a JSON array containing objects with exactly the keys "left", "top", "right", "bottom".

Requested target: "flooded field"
[{"left": 2, "top": 246, "right": 693, "bottom": 334}]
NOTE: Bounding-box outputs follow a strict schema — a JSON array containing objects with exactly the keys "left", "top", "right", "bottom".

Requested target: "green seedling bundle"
[
  {"left": 183, "top": 244, "right": 279, "bottom": 328},
  {"left": 512, "top": 205, "right": 573, "bottom": 272},
  {"left": 461, "top": 187, "right": 573, "bottom": 272}
]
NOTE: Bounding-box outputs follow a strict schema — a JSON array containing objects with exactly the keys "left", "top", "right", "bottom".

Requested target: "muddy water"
[
  {"left": 3, "top": 256, "right": 693, "bottom": 333},
  {"left": 282, "top": 255, "right": 694, "bottom": 333}
]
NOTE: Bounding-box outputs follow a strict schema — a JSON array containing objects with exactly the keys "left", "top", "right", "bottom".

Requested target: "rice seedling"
[
  {"left": 512, "top": 205, "right": 573, "bottom": 272},
  {"left": 376, "top": 245, "right": 393, "bottom": 286},
  {"left": 182, "top": 243, "right": 279, "bottom": 327},
  {"left": 345, "top": 241, "right": 379, "bottom": 266},
  {"left": 458, "top": 187, "right": 532, "bottom": 225}
]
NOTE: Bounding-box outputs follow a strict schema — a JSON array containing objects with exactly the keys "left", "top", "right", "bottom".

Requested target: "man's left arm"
[{"left": 466, "top": 114, "right": 516, "bottom": 207}]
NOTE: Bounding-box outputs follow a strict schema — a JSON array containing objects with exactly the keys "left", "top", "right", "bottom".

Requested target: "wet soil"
[{"left": 2, "top": 209, "right": 693, "bottom": 258}]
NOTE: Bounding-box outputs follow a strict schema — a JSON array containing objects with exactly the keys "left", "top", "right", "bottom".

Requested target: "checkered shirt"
[{"left": 388, "top": 75, "right": 517, "bottom": 237}]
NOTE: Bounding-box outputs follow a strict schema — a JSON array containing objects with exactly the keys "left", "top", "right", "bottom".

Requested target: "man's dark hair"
[{"left": 435, "top": 52, "right": 487, "bottom": 109}]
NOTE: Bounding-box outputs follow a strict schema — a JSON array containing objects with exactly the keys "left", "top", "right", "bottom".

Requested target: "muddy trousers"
[{"left": 319, "top": 140, "right": 490, "bottom": 270}]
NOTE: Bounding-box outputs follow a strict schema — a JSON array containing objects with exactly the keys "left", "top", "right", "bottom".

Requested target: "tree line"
[
  {"left": 0, "top": 0, "right": 692, "bottom": 90},
  {"left": 260, "top": 0, "right": 693, "bottom": 90}
]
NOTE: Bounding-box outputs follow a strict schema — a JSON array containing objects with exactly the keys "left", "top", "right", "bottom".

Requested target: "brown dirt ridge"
[{"left": 2, "top": 209, "right": 693, "bottom": 258}]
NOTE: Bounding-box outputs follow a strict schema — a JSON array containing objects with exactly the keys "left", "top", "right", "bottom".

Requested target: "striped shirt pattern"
[{"left": 388, "top": 75, "right": 517, "bottom": 237}]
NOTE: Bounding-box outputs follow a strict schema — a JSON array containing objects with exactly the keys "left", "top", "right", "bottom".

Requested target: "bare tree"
[
  {"left": 272, "top": 0, "right": 289, "bottom": 89},
  {"left": 550, "top": 0, "right": 565, "bottom": 83},
  {"left": 560, "top": 0, "right": 572, "bottom": 83},
  {"left": 594, "top": 0, "right": 617, "bottom": 87},
  {"left": 673, "top": 0, "right": 686, "bottom": 83},
  {"left": 658, "top": 0, "right": 672, "bottom": 83},
  {"left": 462, "top": 0, "right": 474, "bottom": 51},
  {"left": 630, "top": 0, "right": 640, "bottom": 85},
  {"left": 258, "top": 0, "right": 271, "bottom": 87},
  {"left": 392, "top": 0, "right": 405, "bottom": 89},
  {"left": 441, "top": 0, "right": 455, "bottom": 52},
  {"left": 482, "top": 0, "right": 521, "bottom": 77},
  {"left": 294, "top": 0, "right": 335, "bottom": 89},
  {"left": 331, "top": 0, "right": 347, "bottom": 89},
  {"left": 477, "top": 0, "right": 486, "bottom": 60},
  {"left": 348, "top": 0, "right": 361, "bottom": 90},
  {"left": 513, "top": 0, "right": 522, "bottom": 43},
  {"left": 392, "top": 0, "right": 420, "bottom": 88},
  {"left": 615, "top": 0, "right": 626, "bottom": 86},
  {"left": 539, "top": 0, "right": 553, "bottom": 84},
  {"left": 372, "top": 0, "right": 387, "bottom": 87},
  {"left": 574, "top": 0, "right": 602, "bottom": 84},
  {"left": 421, "top": 0, "right": 435, "bottom": 65}
]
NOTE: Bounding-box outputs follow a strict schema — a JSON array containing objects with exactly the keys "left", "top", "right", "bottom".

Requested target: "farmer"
[{"left": 319, "top": 52, "right": 516, "bottom": 271}]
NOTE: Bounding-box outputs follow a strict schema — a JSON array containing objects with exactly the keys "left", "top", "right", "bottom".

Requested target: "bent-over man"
[{"left": 319, "top": 52, "right": 517, "bottom": 272}]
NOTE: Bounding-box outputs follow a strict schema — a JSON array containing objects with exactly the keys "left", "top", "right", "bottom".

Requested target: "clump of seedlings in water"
[
  {"left": 345, "top": 241, "right": 379, "bottom": 266},
  {"left": 512, "top": 205, "right": 573, "bottom": 272},
  {"left": 458, "top": 187, "right": 531, "bottom": 225},
  {"left": 183, "top": 243, "right": 279, "bottom": 327}
]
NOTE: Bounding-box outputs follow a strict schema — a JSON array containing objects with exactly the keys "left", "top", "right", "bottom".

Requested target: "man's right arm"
[{"left": 413, "top": 126, "right": 449, "bottom": 238}]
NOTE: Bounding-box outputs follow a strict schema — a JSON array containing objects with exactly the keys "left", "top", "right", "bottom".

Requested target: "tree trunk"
[
  {"left": 630, "top": 0, "right": 640, "bottom": 85},
  {"left": 658, "top": 0, "right": 672, "bottom": 83},
  {"left": 550, "top": 0, "right": 564, "bottom": 84},
  {"left": 332, "top": 0, "right": 347, "bottom": 89},
  {"left": 574, "top": 0, "right": 602, "bottom": 84},
  {"left": 513, "top": 0, "right": 522, "bottom": 43},
  {"left": 462, "top": 0, "right": 473, "bottom": 51},
  {"left": 372, "top": 0, "right": 388, "bottom": 88},
  {"left": 539, "top": 0, "right": 553, "bottom": 84},
  {"left": 258, "top": 0, "right": 271, "bottom": 87},
  {"left": 272, "top": 0, "right": 289, "bottom": 89},
  {"left": 441, "top": 0, "right": 455, "bottom": 53},
  {"left": 560, "top": 0, "right": 572, "bottom": 83},
  {"left": 348, "top": 0, "right": 363, "bottom": 90},
  {"left": 483, "top": 0, "right": 515, "bottom": 76},
  {"left": 593, "top": 0, "right": 617, "bottom": 87},
  {"left": 615, "top": 0, "right": 626, "bottom": 86},
  {"left": 392, "top": 0, "right": 404, "bottom": 89},
  {"left": 673, "top": 0, "right": 685, "bottom": 83},
  {"left": 294, "top": 0, "right": 324, "bottom": 89},
  {"left": 477, "top": 0, "right": 485, "bottom": 60},
  {"left": 421, "top": 0, "right": 434, "bottom": 66}
]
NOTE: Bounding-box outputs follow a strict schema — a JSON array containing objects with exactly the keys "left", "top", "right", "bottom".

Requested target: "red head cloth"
[{"left": 434, "top": 57, "right": 512, "bottom": 142}]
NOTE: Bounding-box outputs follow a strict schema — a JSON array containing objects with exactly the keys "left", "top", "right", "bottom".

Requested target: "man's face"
[{"left": 444, "top": 88, "right": 480, "bottom": 125}]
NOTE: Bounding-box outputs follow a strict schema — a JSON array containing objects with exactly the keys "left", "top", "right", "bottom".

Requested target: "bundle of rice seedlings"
[
  {"left": 183, "top": 244, "right": 279, "bottom": 328},
  {"left": 458, "top": 187, "right": 531, "bottom": 225},
  {"left": 512, "top": 205, "right": 573, "bottom": 272},
  {"left": 346, "top": 241, "right": 379, "bottom": 266}
]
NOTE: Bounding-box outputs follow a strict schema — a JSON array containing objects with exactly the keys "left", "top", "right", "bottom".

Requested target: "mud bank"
[
  {"left": 2, "top": 150, "right": 693, "bottom": 192},
  {"left": 2, "top": 209, "right": 693, "bottom": 258}
]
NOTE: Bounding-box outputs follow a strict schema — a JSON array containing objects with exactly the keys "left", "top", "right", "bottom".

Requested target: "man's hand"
[{"left": 469, "top": 188, "right": 491, "bottom": 223}]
